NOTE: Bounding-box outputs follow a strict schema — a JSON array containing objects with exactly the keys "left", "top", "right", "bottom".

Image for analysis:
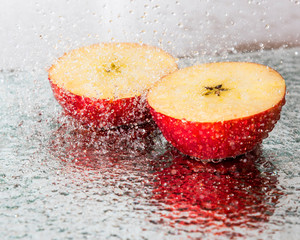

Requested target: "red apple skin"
[
  {"left": 49, "top": 80, "right": 151, "bottom": 128},
  {"left": 148, "top": 97, "right": 285, "bottom": 160}
]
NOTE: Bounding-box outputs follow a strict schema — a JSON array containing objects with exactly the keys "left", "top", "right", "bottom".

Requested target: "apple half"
[
  {"left": 48, "top": 43, "right": 178, "bottom": 128},
  {"left": 147, "top": 62, "right": 286, "bottom": 160}
]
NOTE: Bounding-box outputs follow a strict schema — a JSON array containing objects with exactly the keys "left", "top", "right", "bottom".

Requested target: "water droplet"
[
  {"left": 191, "top": 50, "right": 200, "bottom": 56},
  {"left": 259, "top": 43, "right": 264, "bottom": 49},
  {"left": 177, "top": 23, "right": 183, "bottom": 28}
]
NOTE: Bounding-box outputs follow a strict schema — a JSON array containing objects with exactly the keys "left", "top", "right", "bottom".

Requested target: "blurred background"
[{"left": 1, "top": 0, "right": 299, "bottom": 70}]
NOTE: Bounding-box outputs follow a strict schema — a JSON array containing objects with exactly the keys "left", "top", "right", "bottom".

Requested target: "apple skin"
[
  {"left": 49, "top": 80, "right": 151, "bottom": 128},
  {"left": 148, "top": 97, "right": 285, "bottom": 160}
]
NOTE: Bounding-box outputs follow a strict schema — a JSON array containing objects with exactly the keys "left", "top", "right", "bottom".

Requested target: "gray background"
[{"left": 1, "top": 0, "right": 300, "bottom": 70}]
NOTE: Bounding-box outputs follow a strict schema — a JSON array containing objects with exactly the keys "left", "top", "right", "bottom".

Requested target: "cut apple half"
[
  {"left": 48, "top": 42, "right": 178, "bottom": 128},
  {"left": 147, "top": 62, "right": 286, "bottom": 160}
]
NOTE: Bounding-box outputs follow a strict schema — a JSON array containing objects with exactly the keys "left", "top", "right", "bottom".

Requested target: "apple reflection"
[
  {"left": 151, "top": 148, "right": 282, "bottom": 235},
  {"left": 48, "top": 119, "right": 282, "bottom": 237},
  {"left": 48, "top": 118, "right": 158, "bottom": 172}
]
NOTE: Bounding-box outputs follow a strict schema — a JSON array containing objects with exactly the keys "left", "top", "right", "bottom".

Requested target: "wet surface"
[{"left": 1, "top": 47, "right": 300, "bottom": 239}]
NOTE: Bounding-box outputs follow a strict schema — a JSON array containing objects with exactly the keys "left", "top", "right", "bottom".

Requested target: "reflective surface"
[{"left": 1, "top": 48, "right": 300, "bottom": 239}]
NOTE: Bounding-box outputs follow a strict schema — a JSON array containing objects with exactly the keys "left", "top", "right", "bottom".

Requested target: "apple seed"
[
  {"left": 203, "top": 84, "right": 229, "bottom": 96},
  {"left": 104, "top": 62, "right": 121, "bottom": 73}
]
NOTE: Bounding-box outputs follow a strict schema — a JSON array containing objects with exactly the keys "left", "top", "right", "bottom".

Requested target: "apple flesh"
[
  {"left": 48, "top": 43, "right": 178, "bottom": 128},
  {"left": 147, "top": 62, "right": 286, "bottom": 160}
]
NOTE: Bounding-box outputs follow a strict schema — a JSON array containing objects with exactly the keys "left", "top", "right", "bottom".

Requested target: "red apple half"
[
  {"left": 48, "top": 43, "right": 178, "bottom": 128},
  {"left": 147, "top": 62, "right": 286, "bottom": 160}
]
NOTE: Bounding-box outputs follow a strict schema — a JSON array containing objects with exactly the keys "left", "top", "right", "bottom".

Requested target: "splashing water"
[{"left": 0, "top": 47, "right": 300, "bottom": 239}]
